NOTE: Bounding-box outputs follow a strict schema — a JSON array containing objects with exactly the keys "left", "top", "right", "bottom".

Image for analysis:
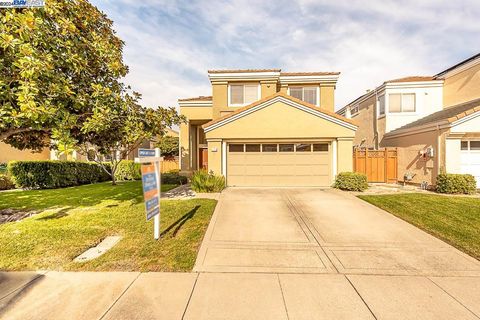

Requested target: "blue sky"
[{"left": 91, "top": 0, "right": 480, "bottom": 111}]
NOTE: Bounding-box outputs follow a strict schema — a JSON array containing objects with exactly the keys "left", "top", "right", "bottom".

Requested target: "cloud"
[{"left": 91, "top": 0, "right": 480, "bottom": 110}]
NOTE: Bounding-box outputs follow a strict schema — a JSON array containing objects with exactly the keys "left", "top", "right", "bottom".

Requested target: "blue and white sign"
[
  {"left": 0, "top": 0, "right": 44, "bottom": 8},
  {"left": 138, "top": 148, "right": 156, "bottom": 158},
  {"left": 146, "top": 206, "right": 160, "bottom": 221},
  {"left": 145, "top": 197, "right": 159, "bottom": 212},
  {"left": 142, "top": 172, "right": 157, "bottom": 193}
]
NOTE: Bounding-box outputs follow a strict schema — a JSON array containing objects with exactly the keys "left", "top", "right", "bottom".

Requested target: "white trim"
[
  {"left": 279, "top": 74, "right": 339, "bottom": 84},
  {"left": 209, "top": 71, "right": 280, "bottom": 82},
  {"left": 332, "top": 139, "right": 337, "bottom": 181},
  {"left": 178, "top": 100, "right": 212, "bottom": 108},
  {"left": 385, "top": 110, "right": 480, "bottom": 139},
  {"left": 450, "top": 110, "right": 480, "bottom": 127},
  {"left": 222, "top": 141, "right": 227, "bottom": 177},
  {"left": 228, "top": 83, "right": 261, "bottom": 107},
  {"left": 204, "top": 95, "right": 358, "bottom": 133}
]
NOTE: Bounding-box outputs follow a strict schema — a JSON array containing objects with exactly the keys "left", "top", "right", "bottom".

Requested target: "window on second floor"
[
  {"left": 229, "top": 84, "right": 259, "bottom": 106},
  {"left": 389, "top": 93, "right": 416, "bottom": 113},
  {"left": 351, "top": 105, "right": 359, "bottom": 116},
  {"left": 289, "top": 86, "right": 318, "bottom": 105},
  {"left": 378, "top": 95, "right": 385, "bottom": 116}
]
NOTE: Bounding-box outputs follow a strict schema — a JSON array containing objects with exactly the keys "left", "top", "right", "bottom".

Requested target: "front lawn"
[
  {"left": 358, "top": 193, "right": 480, "bottom": 260},
  {"left": 0, "top": 181, "right": 216, "bottom": 271}
]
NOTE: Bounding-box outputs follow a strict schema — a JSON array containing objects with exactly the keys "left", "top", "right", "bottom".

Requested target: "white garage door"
[
  {"left": 227, "top": 142, "right": 331, "bottom": 187},
  {"left": 460, "top": 140, "right": 480, "bottom": 186}
]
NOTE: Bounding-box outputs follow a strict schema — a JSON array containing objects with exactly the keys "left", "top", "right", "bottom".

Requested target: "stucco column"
[
  {"left": 337, "top": 138, "right": 354, "bottom": 173},
  {"left": 179, "top": 121, "right": 190, "bottom": 172},
  {"left": 320, "top": 85, "right": 335, "bottom": 112},
  {"left": 206, "top": 139, "right": 222, "bottom": 175}
]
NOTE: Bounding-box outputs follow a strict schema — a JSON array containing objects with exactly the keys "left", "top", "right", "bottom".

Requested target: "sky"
[{"left": 91, "top": 0, "right": 480, "bottom": 111}]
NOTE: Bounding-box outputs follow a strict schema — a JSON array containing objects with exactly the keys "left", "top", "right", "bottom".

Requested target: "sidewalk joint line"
[
  {"left": 99, "top": 272, "right": 141, "bottom": 320},
  {"left": 181, "top": 272, "right": 200, "bottom": 320},
  {"left": 344, "top": 275, "right": 378, "bottom": 320},
  {"left": 277, "top": 274, "right": 290, "bottom": 320},
  {"left": 427, "top": 277, "right": 480, "bottom": 319}
]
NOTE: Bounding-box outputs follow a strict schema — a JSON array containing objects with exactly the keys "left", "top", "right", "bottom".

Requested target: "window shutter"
[{"left": 230, "top": 85, "right": 244, "bottom": 104}]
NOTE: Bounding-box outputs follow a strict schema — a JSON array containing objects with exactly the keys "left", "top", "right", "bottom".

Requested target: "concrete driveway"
[
  {"left": 2, "top": 188, "right": 480, "bottom": 319},
  {"left": 194, "top": 188, "right": 480, "bottom": 276}
]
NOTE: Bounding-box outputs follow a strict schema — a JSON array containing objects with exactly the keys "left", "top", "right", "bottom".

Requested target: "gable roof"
[
  {"left": 385, "top": 76, "right": 434, "bottom": 83},
  {"left": 280, "top": 72, "right": 340, "bottom": 76},
  {"left": 178, "top": 95, "right": 212, "bottom": 102},
  {"left": 385, "top": 98, "right": 480, "bottom": 137},
  {"left": 203, "top": 92, "right": 357, "bottom": 132},
  {"left": 435, "top": 53, "right": 480, "bottom": 78},
  {"left": 208, "top": 69, "right": 281, "bottom": 74}
]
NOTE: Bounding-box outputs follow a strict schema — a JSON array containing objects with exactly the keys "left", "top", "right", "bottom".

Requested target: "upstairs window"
[
  {"left": 351, "top": 105, "right": 359, "bottom": 116},
  {"left": 289, "top": 86, "right": 318, "bottom": 105},
  {"left": 229, "top": 84, "right": 259, "bottom": 106},
  {"left": 378, "top": 95, "right": 385, "bottom": 116},
  {"left": 389, "top": 93, "right": 416, "bottom": 113}
]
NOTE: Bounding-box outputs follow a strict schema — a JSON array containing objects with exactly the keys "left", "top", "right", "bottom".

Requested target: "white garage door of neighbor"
[
  {"left": 227, "top": 142, "right": 331, "bottom": 187},
  {"left": 460, "top": 140, "right": 480, "bottom": 186}
]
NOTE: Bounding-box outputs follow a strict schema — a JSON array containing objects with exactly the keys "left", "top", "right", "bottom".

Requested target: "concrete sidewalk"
[{"left": 1, "top": 271, "right": 479, "bottom": 319}]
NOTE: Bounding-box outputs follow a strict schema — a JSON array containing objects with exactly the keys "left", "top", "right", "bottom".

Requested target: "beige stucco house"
[
  {"left": 339, "top": 53, "right": 480, "bottom": 187},
  {"left": 179, "top": 69, "right": 358, "bottom": 187}
]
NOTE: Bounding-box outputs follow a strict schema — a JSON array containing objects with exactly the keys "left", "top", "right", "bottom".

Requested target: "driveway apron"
[{"left": 194, "top": 188, "right": 480, "bottom": 276}]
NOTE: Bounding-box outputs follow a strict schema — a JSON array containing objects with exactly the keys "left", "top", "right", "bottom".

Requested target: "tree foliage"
[
  {"left": 0, "top": 1, "right": 127, "bottom": 150},
  {"left": 155, "top": 135, "right": 179, "bottom": 158},
  {"left": 79, "top": 91, "right": 184, "bottom": 184}
]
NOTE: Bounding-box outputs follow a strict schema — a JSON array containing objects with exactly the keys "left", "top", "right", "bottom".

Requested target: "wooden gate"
[{"left": 353, "top": 148, "right": 398, "bottom": 183}]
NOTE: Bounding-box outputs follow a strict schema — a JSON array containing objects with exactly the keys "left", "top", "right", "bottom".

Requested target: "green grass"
[
  {"left": 358, "top": 193, "right": 480, "bottom": 260},
  {"left": 0, "top": 181, "right": 217, "bottom": 271}
]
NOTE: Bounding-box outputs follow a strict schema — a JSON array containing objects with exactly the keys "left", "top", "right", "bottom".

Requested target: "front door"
[{"left": 199, "top": 148, "right": 208, "bottom": 170}]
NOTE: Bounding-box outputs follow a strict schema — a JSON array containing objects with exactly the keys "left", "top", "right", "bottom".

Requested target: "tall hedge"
[{"left": 8, "top": 161, "right": 111, "bottom": 189}]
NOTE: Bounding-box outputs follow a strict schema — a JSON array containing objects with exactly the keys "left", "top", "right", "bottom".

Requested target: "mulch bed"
[{"left": 0, "top": 209, "right": 38, "bottom": 224}]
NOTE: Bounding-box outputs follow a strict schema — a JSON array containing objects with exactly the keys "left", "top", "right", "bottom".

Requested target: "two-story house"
[
  {"left": 339, "top": 53, "right": 480, "bottom": 186},
  {"left": 179, "top": 69, "right": 358, "bottom": 187}
]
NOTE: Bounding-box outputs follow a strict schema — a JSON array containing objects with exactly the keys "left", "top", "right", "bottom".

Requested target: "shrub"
[
  {"left": 191, "top": 169, "right": 225, "bottom": 193},
  {"left": 436, "top": 173, "right": 477, "bottom": 194},
  {"left": 115, "top": 160, "right": 141, "bottom": 181},
  {"left": 0, "top": 163, "right": 7, "bottom": 174},
  {"left": 162, "top": 172, "right": 187, "bottom": 185},
  {"left": 0, "top": 174, "right": 15, "bottom": 190},
  {"left": 333, "top": 172, "right": 368, "bottom": 191},
  {"left": 8, "top": 161, "right": 110, "bottom": 189}
]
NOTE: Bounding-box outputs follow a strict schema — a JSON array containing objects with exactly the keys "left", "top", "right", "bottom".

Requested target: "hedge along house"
[{"left": 179, "top": 69, "right": 358, "bottom": 187}]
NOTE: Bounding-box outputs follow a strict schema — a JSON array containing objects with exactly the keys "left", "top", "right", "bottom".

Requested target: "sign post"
[{"left": 139, "top": 148, "right": 162, "bottom": 240}]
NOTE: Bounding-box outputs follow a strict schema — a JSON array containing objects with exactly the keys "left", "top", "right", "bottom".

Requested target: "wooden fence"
[
  {"left": 161, "top": 160, "right": 179, "bottom": 173},
  {"left": 353, "top": 148, "right": 398, "bottom": 183}
]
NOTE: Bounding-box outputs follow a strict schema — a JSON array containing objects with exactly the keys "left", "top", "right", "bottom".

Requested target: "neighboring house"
[
  {"left": 179, "top": 69, "right": 358, "bottom": 187},
  {"left": 0, "top": 142, "right": 50, "bottom": 163},
  {"left": 339, "top": 53, "right": 480, "bottom": 186}
]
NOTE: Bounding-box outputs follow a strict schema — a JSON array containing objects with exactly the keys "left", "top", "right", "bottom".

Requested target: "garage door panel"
[{"left": 227, "top": 142, "right": 332, "bottom": 187}]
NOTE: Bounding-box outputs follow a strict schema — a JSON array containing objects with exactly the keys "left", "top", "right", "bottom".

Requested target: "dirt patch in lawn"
[{"left": 0, "top": 209, "right": 38, "bottom": 224}]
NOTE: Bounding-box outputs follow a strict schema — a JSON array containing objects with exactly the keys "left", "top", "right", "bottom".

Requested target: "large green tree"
[
  {"left": 0, "top": 1, "right": 127, "bottom": 150},
  {"left": 79, "top": 90, "right": 184, "bottom": 185}
]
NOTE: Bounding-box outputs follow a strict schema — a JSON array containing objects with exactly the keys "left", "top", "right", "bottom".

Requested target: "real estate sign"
[{"left": 141, "top": 163, "right": 160, "bottom": 221}]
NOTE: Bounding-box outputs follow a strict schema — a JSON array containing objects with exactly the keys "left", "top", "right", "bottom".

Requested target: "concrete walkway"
[{"left": 1, "top": 188, "right": 480, "bottom": 319}]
